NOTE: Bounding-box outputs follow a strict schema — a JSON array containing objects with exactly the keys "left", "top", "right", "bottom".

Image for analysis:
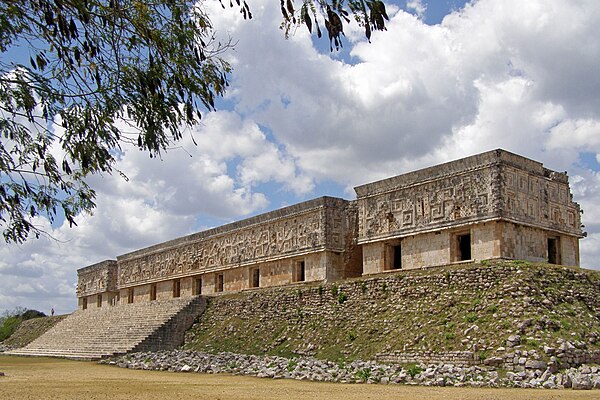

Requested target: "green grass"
[{"left": 184, "top": 260, "right": 600, "bottom": 363}]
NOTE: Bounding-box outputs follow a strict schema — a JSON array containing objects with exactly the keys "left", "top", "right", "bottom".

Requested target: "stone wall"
[
  {"left": 362, "top": 221, "right": 505, "bottom": 273},
  {"left": 116, "top": 197, "right": 353, "bottom": 288},
  {"left": 185, "top": 261, "right": 600, "bottom": 370},
  {"left": 76, "top": 260, "right": 118, "bottom": 303},
  {"left": 499, "top": 163, "right": 582, "bottom": 236},
  {"left": 355, "top": 156, "right": 498, "bottom": 244},
  {"left": 354, "top": 150, "right": 582, "bottom": 246},
  {"left": 500, "top": 222, "right": 580, "bottom": 265},
  {"left": 376, "top": 349, "right": 600, "bottom": 371},
  {"left": 76, "top": 149, "right": 585, "bottom": 307},
  {"left": 352, "top": 150, "right": 583, "bottom": 273},
  {"left": 376, "top": 350, "right": 480, "bottom": 366}
]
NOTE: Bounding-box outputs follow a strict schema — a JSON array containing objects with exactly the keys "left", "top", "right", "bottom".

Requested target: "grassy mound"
[
  {"left": 1, "top": 315, "right": 67, "bottom": 349},
  {"left": 184, "top": 260, "right": 600, "bottom": 362}
]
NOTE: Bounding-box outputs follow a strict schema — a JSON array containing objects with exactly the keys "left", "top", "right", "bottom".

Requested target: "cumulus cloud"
[
  {"left": 0, "top": 111, "right": 309, "bottom": 313},
  {"left": 207, "top": 0, "right": 600, "bottom": 265},
  {"left": 3, "top": 0, "right": 600, "bottom": 314},
  {"left": 406, "top": 0, "right": 427, "bottom": 19}
]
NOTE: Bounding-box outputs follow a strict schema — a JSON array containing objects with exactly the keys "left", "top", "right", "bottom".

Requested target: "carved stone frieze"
[
  {"left": 357, "top": 167, "right": 496, "bottom": 241},
  {"left": 76, "top": 260, "right": 118, "bottom": 296},
  {"left": 355, "top": 150, "right": 582, "bottom": 243},
  {"left": 500, "top": 165, "right": 581, "bottom": 236},
  {"left": 117, "top": 197, "right": 351, "bottom": 286}
]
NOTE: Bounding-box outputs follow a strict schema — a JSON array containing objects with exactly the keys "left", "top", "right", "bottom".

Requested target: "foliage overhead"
[
  {"left": 278, "top": 0, "right": 388, "bottom": 51},
  {"left": 0, "top": 0, "right": 388, "bottom": 244}
]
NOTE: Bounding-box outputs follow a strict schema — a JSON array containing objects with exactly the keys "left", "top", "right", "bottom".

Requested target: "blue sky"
[{"left": 2, "top": 0, "right": 600, "bottom": 315}]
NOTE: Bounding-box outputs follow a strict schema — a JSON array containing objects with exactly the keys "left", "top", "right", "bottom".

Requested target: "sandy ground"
[{"left": 1, "top": 355, "right": 598, "bottom": 400}]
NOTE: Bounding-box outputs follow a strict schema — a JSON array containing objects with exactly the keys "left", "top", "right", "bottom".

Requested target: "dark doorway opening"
[
  {"left": 392, "top": 245, "right": 402, "bottom": 269},
  {"left": 150, "top": 284, "right": 157, "bottom": 301},
  {"left": 251, "top": 268, "right": 260, "bottom": 288},
  {"left": 127, "top": 288, "right": 134, "bottom": 304},
  {"left": 294, "top": 261, "right": 306, "bottom": 282},
  {"left": 216, "top": 274, "right": 224, "bottom": 292},
  {"left": 82, "top": 297, "right": 88, "bottom": 310},
  {"left": 548, "top": 237, "right": 560, "bottom": 264},
  {"left": 172, "top": 279, "right": 181, "bottom": 298},
  {"left": 458, "top": 233, "right": 472, "bottom": 261},
  {"left": 193, "top": 277, "right": 202, "bottom": 295},
  {"left": 97, "top": 294, "right": 102, "bottom": 308}
]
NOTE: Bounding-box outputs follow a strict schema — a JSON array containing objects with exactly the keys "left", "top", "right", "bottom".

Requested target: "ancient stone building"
[{"left": 77, "top": 149, "right": 584, "bottom": 310}]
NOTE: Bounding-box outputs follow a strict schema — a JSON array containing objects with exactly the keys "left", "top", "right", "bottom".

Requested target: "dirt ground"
[{"left": 1, "top": 355, "right": 598, "bottom": 400}]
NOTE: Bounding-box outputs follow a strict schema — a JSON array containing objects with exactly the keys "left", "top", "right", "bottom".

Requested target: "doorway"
[
  {"left": 215, "top": 274, "right": 224, "bottom": 292},
  {"left": 293, "top": 260, "right": 306, "bottom": 282},
  {"left": 193, "top": 277, "right": 202, "bottom": 295},
  {"left": 457, "top": 233, "right": 471, "bottom": 261},
  {"left": 548, "top": 237, "right": 560, "bottom": 264},
  {"left": 250, "top": 268, "right": 260, "bottom": 288},
  {"left": 392, "top": 244, "right": 402, "bottom": 269},
  {"left": 172, "top": 279, "right": 181, "bottom": 298}
]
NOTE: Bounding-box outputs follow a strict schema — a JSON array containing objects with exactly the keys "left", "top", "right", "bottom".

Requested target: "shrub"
[
  {"left": 360, "top": 281, "right": 368, "bottom": 294},
  {"left": 512, "top": 260, "right": 531, "bottom": 267},
  {"left": 286, "top": 360, "right": 298, "bottom": 372},
  {"left": 523, "top": 338, "right": 540, "bottom": 348},
  {"left": 331, "top": 285, "right": 339, "bottom": 296},
  {"left": 0, "top": 316, "right": 22, "bottom": 341},
  {"left": 355, "top": 368, "right": 372, "bottom": 381},
  {"left": 337, "top": 292, "right": 348, "bottom": 304},
  {"left": 0, "top": 308, "right": 46, "bottom": 341},
  {"left": 406, "top": 364, "right": 423, "bottom": 378},
  {"left": 465, "top": 312, "right": 478, "bottom": 323},
  {"left": 228, "top": 362, "right": 240, "bottom": 369}
]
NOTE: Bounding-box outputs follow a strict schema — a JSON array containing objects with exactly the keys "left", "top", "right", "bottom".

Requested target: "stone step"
[{"left": 6, "top": 296, "right": 206, "bottom": 360}]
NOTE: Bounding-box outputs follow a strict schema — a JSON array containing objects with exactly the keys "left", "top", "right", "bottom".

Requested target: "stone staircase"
[{"left": 6, "top": 296, "right": 206, "bottom": 360}]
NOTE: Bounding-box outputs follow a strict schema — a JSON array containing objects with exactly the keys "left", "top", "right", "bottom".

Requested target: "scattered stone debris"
[{"left": 103, "top": 350, "right": 600, "bottom": 390}]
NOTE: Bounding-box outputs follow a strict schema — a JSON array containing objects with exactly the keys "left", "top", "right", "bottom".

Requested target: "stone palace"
[{"left": 76, "top": 149, "right": 584, "bottom": 310}]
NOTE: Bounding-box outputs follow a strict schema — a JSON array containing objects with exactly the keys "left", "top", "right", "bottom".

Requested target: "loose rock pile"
[{"left": 103, "top": 350, "right": 600, "bottom": 389}]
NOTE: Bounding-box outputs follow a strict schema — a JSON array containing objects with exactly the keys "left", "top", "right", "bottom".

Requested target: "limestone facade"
[
  {"left": 76, "top": 260, "right": 119, "bottom": 309},
  {"left": 77, "top": 149, "right": 584, "bottom": 309}
]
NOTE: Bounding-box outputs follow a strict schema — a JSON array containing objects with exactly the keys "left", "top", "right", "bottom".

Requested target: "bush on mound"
[{"left": 0, "top": 308, "right": 46, "bottom": 342}]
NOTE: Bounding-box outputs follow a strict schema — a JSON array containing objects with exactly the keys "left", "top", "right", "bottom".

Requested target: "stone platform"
[{"left": 6, "top": 297, "right": 206, "bottom": 360}]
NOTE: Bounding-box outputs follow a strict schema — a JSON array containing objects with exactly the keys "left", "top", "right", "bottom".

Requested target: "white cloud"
[
  {"left": 547, "top": 119, "right": 600, "bottom": 152},
  {"left": 406, "top": 0, "right": 427, "bottom": 19},
  {"left": 0, "top": 111, "right": 309, "bottom": 314},
  {"left": 208, "top": 0, "right": 600, "bottom": 267}
]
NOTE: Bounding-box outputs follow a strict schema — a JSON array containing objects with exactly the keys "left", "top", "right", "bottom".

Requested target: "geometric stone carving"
[
  {"left": 76, "top": 260, "right": 118, "bottom": 296},
  {"left": 116, "top": 197, "right": 353, "bottom": 286}
]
